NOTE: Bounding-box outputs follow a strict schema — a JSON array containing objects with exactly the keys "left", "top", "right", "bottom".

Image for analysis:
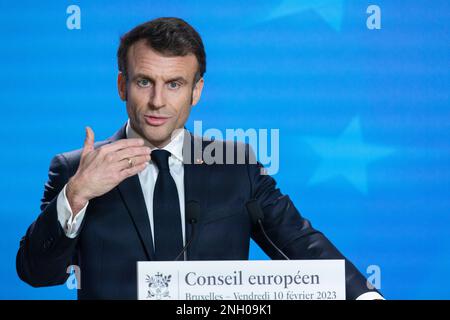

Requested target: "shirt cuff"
[
  {"left": 56, "top": 184, "right": 88, "bottom": 238},
  {"left": 356, "top": 292, "right": 385, "bottom": 300}
]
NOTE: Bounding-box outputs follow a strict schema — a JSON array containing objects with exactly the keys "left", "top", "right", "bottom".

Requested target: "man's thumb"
[{"left": 82, "top": 126, "right": 95, "bottom": 155}]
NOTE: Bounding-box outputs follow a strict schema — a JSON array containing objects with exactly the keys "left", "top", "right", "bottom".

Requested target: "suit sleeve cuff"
[
  {"left": 355, "top": 292, "right": 385, "bottom": 300},
  {"left": 56, "top": 184, "right": 88, "bottom": 238}
]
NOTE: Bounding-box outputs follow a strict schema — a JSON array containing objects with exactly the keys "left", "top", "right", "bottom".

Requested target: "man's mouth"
[{"left": 144, "top": 115, "right": 171, "bottom": 126}]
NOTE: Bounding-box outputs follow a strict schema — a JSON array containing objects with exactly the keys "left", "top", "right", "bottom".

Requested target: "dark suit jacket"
[{"left": 17, "top": 125, "right": 377, "bottom": 299}]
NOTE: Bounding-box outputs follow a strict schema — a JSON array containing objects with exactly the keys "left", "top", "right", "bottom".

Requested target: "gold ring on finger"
[{"left": 127, "top": 158, "right": 134, "bottom": 168}]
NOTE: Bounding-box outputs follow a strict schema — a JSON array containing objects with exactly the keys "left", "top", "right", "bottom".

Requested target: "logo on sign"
[{"left": 146, "top": 273, "right": 172, "bottom": 299}]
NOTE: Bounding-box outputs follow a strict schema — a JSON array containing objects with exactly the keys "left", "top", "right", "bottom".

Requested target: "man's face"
[{"left": 118, "top": 39, "right": 204, "bottom": 147}]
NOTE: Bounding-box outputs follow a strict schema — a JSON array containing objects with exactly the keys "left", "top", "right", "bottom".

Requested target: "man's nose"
[{"left": 149, "top": 83, "right": 165, "bottom": 109}]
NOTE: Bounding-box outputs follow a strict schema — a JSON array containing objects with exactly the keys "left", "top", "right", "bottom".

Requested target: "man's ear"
[
  {"left": 191, "top": 77, "right": 204, "bottom": 106},
  {"left": 117, "top": 72, "right": 127, "bottom": 101}
]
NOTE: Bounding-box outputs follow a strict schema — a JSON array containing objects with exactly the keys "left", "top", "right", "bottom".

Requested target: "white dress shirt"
[{"left": 55, "top": 121, "right": 383, "bottom": 300}]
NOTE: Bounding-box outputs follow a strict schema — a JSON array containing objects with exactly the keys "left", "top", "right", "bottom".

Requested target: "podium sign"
[{"left": 137, "top": 260, "right": 345, "bottom": 300}]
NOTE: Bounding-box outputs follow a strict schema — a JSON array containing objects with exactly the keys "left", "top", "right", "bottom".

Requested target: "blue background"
[{"left": 1, "top": 0, "right": 449, "bottom": 299}]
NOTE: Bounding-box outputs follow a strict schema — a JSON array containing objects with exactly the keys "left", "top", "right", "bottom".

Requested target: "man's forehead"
[{"left": 128, "top": 40, "right": 198, "bottom": 78}]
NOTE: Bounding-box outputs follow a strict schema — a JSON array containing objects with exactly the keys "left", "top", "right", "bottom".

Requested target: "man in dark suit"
[{"left": 16, "top": 17, "right": 382, "bottom": 300}]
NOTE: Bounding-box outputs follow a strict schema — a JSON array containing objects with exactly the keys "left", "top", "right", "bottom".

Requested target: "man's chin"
[{"left": 143, "top": 129, "right": 173, "bottom": 148}]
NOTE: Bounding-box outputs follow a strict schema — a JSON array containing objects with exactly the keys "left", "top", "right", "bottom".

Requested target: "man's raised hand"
[{"left": 66, "top": 127, "right": 151, "bottom": 216}]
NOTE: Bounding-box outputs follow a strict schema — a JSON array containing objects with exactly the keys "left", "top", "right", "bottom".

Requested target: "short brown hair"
[{"left": 117, "top": 17, "right": 206, "bottom": 83}]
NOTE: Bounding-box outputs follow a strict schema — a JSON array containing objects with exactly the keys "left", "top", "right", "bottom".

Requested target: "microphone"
[
  {"left": 174, "top": 200, "right": 201, "bottom": 261},
  {"left": 246, "top": 199, "right": 290, "bottom": 260}
]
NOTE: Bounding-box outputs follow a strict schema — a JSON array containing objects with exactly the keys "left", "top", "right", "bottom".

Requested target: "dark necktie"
[{"left": 152, "top": 149, "right": 183, "bottom": 260}]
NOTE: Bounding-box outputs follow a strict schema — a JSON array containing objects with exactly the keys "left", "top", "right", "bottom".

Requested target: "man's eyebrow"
[
  {"left": 132, "top": 73, "right": 154, "bottom": 81},
  {"left": 165, "top": 76, "right": 188, "bottom": 84},
  {"left": 132, "top": 73, "right": 188, "bottom": 84}
]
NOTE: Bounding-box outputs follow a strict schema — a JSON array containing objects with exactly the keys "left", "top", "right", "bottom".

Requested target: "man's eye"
[
  {"left": 137, "top": 79, "right": 151, "bottom": 87},
  {"left": 168, "top": 82, "right": 181, "bottom": 90}
]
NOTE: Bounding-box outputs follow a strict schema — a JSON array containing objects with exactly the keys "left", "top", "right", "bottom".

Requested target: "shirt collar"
[{"left": 125, "top": 119, "right": 184, "bottom": 162}]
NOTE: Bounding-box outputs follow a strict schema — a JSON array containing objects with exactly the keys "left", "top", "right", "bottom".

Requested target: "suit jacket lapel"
[
  {"left": 118, "top": 175, "right": 155, "bottom": 260},
  {"left": 111, "top": 124, "right": 155, "bottom": 260}
]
